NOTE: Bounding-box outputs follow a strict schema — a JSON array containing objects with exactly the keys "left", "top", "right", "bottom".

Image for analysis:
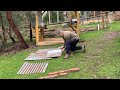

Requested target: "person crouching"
[{"left": 58, "top": 30, "right": 86, "bottom": 59}]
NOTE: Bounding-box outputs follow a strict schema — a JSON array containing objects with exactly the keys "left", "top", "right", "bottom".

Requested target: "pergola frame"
[{"left": 35, "top": 11, "right": 80, "bottom": 46}]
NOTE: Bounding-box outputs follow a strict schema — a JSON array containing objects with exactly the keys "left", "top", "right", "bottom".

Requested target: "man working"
[{"left": 58, "top": 30, "right": 86, "bottom": 59}]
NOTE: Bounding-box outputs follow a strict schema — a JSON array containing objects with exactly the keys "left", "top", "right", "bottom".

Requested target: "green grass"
[
  {"left": 80, "top": 22, "right": 102, "bottom": 28},
  {"left": 80, "top": 30, "right": 104, "bottom": 41},
  {"left": 0, "top": 22, "right": 120, "bottom": 79},
  {"left": 109, "top": 21, "right": 120, "bottom": 31}
]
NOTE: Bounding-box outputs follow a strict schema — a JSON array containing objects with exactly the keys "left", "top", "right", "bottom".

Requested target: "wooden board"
[
  {"left": 25, "top": 48, "right": 63, "bottom": 60},
  {"left": 47, "top": 49, "right": 62, "bottom": 58},
  {"left": 36, "top": 38, "right": 64, "bottom": 45}
]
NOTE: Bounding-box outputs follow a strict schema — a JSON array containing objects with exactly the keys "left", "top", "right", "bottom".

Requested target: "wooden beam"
[
  {"left": 68, "top": 23, "right": 77, "bottom": 33},
  {"left": 94, "top": 11, "right": 96, "bottom": 17},
  {"left": 105, "top": 13, "right": 109, "bottom": 28},
  {"left": 57, "top": 11, "right": 59, "bottom": 23},
  {"left": 39, "top": 28, "right": 44, "bottom": 41},
  {"left": 74, "top": 11, "right": 80, "bottom": 37},
  {"left": 77, "top": 11, "right": 80, "bottom": 36},
  {"left": 48, "top": 11, "right": 51, "bottom": 24},
  {"left": 101, "top": 13, "right": 105, "bottom": 29},
  {"left": 35, "top": 12, "right": 39, "bottom": 44}
]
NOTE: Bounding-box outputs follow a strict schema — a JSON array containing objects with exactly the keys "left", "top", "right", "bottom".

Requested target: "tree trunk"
[
  {"left": 6, "top": 11, "right": 29, "bottom": 49},
  {"left": 0, "top": 34, "right": 4, "bottom": 46},
  {"left": 6, "top": 26, "right": 16, "bottom": 43},
  {"left": 0, "top": 12, "right": 7, "bottom": 44},
  {"left": 29, "top": 22, "right": 32, "bottom": 42}
]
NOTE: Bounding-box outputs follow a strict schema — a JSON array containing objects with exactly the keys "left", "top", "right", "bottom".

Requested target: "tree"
[
  {"left": 6, "top": 11, "right": 29, "bottom": 49},
  {"left": 6, "top": 26, "right": 16, "bottom": 43},
  {"left": 0, "top": 12, "right": 7, "bottom": 44}
]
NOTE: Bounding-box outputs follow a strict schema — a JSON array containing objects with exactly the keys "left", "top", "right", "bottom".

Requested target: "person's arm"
[
  {"left": 62, "top": 37, "right": 66, "bottom": 49},
  {"left": 63, "top": 41, "right": 66, "bottom": 48},
  {"left": 58, "top": 37, "right": 65, "bottom": 50}
]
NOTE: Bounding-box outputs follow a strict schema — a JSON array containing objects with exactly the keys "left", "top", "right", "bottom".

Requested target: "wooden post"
[
  {"left": 101, "top": 12, "right": 105, "bottom": 29},
  {"left": 74, "top": 11, "right": 80, "bottom": 37},
  {"left": 77, "top": 11, "right": 80, "bottom": 36},
  {"left": 35, "top": 12, "right": 39, "bottom": 44},
  {"left": 48, "top": 11, "right": 51, "bottom": 24},
  {"left": 57, "top": 11, "right": 59, "bottom": 23},
  {"left": 94, "top": 11, "right": 96, "bottom": 17},
  {"left": 39, "top": 28, "right": 44, "bottom": 41},
  {"left": 105, "top": 13, "right": 109, "bottom": 28}
]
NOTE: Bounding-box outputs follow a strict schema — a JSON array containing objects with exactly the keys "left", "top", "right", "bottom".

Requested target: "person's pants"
[{"left": 65, "top": 38, "right": 82, "bottom": 54}]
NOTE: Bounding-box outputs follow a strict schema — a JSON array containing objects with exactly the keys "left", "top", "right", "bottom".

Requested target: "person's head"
[{"left": 58, "top": 30, "right": 64, "bottom": 37}]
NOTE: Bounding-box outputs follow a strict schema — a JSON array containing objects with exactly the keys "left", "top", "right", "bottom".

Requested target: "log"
[
  {"left": 48, "top": 68, "right": 80, "bottom": 76},
  {"left": 48, "top": 70, "right": 68, "bottom": 76},
  {"left": 39, "top": 73, "right": 68, "bottom": 79}
]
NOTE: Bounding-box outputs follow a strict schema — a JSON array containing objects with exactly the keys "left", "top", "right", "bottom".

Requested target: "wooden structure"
[
  {"left": 67, "top": 11, "right": 80, "bottom": 36},
  {"left": 22, "top": 11, "right": 109, "bottom": 44},
  {"left": 35, "top": 11, "right": 80, "bottom": 46}
]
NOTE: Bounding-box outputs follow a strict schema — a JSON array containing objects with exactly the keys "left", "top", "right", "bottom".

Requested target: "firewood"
[{"left": 39, "top": 73, "right": 68, "bottom": 79}]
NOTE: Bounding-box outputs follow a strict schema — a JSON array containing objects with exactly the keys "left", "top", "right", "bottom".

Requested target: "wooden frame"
[
  {"left": 35, "top": 11, "right": 80, "bottom": 46},
  {"left": 67, "top": 11, "right": 80, "bottom": 36}
]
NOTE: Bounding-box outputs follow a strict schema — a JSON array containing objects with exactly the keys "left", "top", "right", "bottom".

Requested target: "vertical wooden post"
[
  {"left": 48, "top": 11, "right": 51, "bottom": 24},
  {"left": 57, "top": 11, "right": 59, "bottom": 23},
  {"left": 77, "top": 11, "right": 80, "bottom": 37},
  {"left": 105, "top": 13, "right": 108, "bottom": 28},
  {"left": 94, "top": 11, "right": 96, "bottom": 17},
  {"left": 102, "top": 13, "right": 105, "bottom": 29},
  {"left": 39, "top": 28, "right": 44, "bottom": 41},
  {"left": 74, "top": 11, "right": 80, "bottom": 37},
  {"left": 36, "top": 12, "right": 39, "bottom": 44}
]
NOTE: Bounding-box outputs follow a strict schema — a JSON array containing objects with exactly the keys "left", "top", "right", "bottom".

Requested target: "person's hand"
[
  {"left": 61, "top": 47, "right": 65, "bottom": 51},
  {"left": 58, "top": 46, "right": 65, "bottom": 51},
  {"left": 58, "top": 46, "right": 64, "bottom": 49}
]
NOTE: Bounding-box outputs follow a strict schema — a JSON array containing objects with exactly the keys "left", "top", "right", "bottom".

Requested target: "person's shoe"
[
  {"left": 82, "top": 45, "right": 86, "bottom": 53},
  {"left": 70, "top": 51, "right": 74, "bottom": 56},
  {"left": 64, "top": 54, "right": 70, "bottom": 59}
]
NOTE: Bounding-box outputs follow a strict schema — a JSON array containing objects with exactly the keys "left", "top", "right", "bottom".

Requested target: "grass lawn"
[
  {"left": 0, "top": 22, "right": 120, "bottom": 79},
  {"left": 80, "top": 22, "right": 102, "bottom": 28}
]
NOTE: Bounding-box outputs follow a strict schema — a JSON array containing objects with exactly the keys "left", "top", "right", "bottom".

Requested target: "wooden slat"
[
  {"left": 32, "top": 63, "right": 38, "bottom": 74},
  {"left": 76, "top": 11, "right": 80, "bottom": 36},
  {"left": 30, "top": 63, "right": 36, "bottom": 74},
  {"left": 34, "top": 63, "right": 40, "bottom": 73},
  {"left": 39, "top": 63, "right": 45, "bottom": 73},
  {"left": 42, "top": 63, "right": 48, "bottom": 73},
  {"left": 17, "top": 62, "right": 27, "bottom": 74},
  {"left": 25, "top": 63, "right": 32, "bottom": 74},
  {"left": 35, "top": 13, "right": 39, "bottom": 44},
  {"left": 21, "top": 62, "right": 29, "bottom": 74}
]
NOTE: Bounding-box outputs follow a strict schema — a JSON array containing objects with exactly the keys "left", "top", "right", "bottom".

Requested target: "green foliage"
[
  {"left": 0, "top": 11, "right": 9, "bottom": 28},
  {"left": 43, "top": 11, "right": 65, "bottom": 24}
]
